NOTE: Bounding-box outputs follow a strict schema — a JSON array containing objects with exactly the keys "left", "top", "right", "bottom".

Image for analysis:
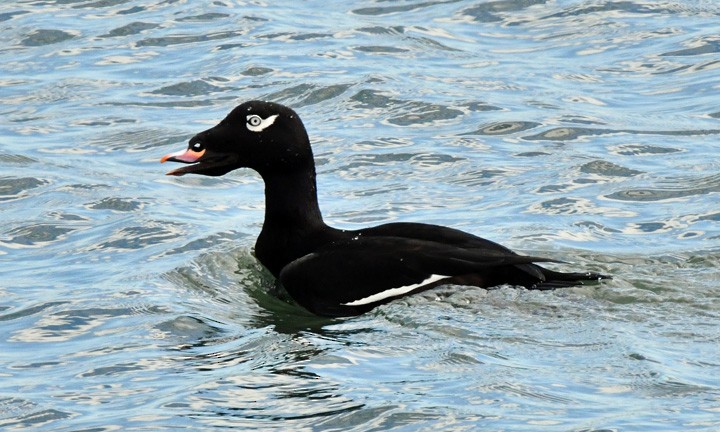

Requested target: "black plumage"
[{"left": 162, "top": 100, "right": 609, "bottom": 317}]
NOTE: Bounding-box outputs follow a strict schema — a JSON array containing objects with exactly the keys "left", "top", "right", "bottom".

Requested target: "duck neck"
[
  {"left": 255, "top": 162, "right": 331, "bottom": 276},
  {"left": 260, "top": 162, "right": 326, "bottom": 235}
]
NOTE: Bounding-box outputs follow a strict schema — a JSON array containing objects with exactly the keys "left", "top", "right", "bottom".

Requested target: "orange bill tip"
[{"left": 160, "top": 148, "right": 205, "bottom": 164}]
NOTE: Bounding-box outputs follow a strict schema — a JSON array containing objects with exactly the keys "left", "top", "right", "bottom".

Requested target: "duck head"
[{"left": 161, "top": 100, "right": 313, "bottom": 177}]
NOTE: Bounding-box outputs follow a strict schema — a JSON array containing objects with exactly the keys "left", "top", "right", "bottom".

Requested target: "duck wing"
[
  {"left": 359, "top": 222, "right": 517, "bottom": 252},
  {"left": 360, "top": 222, "right": 609, "bottom": 290},
  {"left": 278, "top": 236, "right": 559, "bottom": 317}
]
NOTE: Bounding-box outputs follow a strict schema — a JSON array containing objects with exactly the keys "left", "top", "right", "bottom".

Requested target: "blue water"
[{"left": 2, "top": 0, "right": 720, "bottom": 430}]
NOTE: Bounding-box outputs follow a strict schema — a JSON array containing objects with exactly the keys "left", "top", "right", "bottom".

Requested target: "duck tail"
[{"left": 530, "top": 267, "right": 611, "bottom": 290}]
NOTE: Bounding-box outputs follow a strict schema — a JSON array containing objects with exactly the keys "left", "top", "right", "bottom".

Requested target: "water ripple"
[
  {"left": 136, "top": 30, "right": 247, "bottom": 47},
  {"left": 0, "top": 177, "right": 48, "bottom": 202},
  {"left": 21, "top": 29, "right": 77, "bottom": 47},
  {"left": 607, "top": 174, "right": 720, "bottom": 202},
  {"left": 3, "top": 0, "right": 720, "bottom": 430},
  {"left": 1, "top": 223, "right": 76, "bottom": 249}
]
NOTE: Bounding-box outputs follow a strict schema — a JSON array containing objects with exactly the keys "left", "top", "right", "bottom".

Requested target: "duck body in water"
[{"left": 161, "top": 101, "right": 609, "bottom": 317}]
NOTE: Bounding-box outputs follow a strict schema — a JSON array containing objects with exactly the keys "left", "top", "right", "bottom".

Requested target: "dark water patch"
[
  {"left": 515, "top": 151, "right": 550, "bottom": 157},
  {"left": 264, "top": 84, "right": 317, "bottom": 103},
  {"left": 547, "top": 0, "right": 676, "bottom": 18},
  {"left": 409, "top": 35, "right": 462, "bottom": 52},
  {"left": 490, "top": 382, "right": 574, "bottom": 404},
  {"left": 354, "top": 45, "right": 410, "bottom": 54},
  {"left": 353, "top": 0, "right": 458, "bottom": 16},
  {"left": 348, "top": 137, "right": 415, "bottom": 151},
  {"left": 136, "top": 30, "right": 246, "bottom": 47},
  {"left": 646, "top": 378, "right": 715, "bottom": 398},
  {"left": 460, "top": 0, "right": 547, "bottom": 23},
  {"left": 464, "top": 121, "right": 541, "bottom": 135},
  {"left": 73, "top": 0, "right": 132, "bottom": 8},
  {"left": 105, "top": 98, "right": 234, "bottom": 108},
  {"left": 350, "top": 89, "right": 395, "bottom": 108},
  {"left": 0, "top": 10, "right": 29, "bottom": 22},
  {"left": 579, "top": 160, "right": 643, "bottom": 177},
  {"left": 10, "top": 361, "right": 63, "bottom": 370},
  {"left": 298, "top": 84, "right": 353, "bottom": 107},
  {"left": 156, "top": 230, "right": 246, "bottom": 257},
  {"left": 609, "top": 144, "right": 683, "bottom": 156},
  {"left": 177, "top": 13, "right": 230, "bottom": 22},
  {"left": 21, "top": 29, "right": 76, "bottom": 46},
  {"left": 55, "top": 183, "right": 111, "bottom": 192},
  {"left": 155, "top": 315, "right": 221, "bottom": 340},
  {"left": 0, "top": 154, "right": 37, "bottom": 165},
  {"left": 437, "top": 351, "right": 483, "bottom": 367},
  {"left": 214, "top": 42, "right": 254, "bottom": 51},
  {"left": 356, "top": 26, "right": 405, "bottom": 36},
  {"left": 264, "top": 84, "right": 351, "bottom": 107},
  {"left": 449, "top": 168, "right": 508, "bottom": 187},
  {"left": 255, "top": 31, "right": 291, "bottom": 40},
  {"left": 86, "top": 197, "right": 144, "bottom": 212},
  {"left": 607, "top": 187, "right": 720, "bottom": 202},
  {"left": 389, "top": 105, "right": 463, "bottom": 126},
  {"left": 184, "top": 368, "right": 363, "bottom": 425},
  {"left": 661, "top": 36, "right": 720, "bottom": 57},
  {"left": 525, "top": 127, "right": 720, "bottom": 141},
  {"left": 698, "top": 212, "right": 720, "bottom": 222},
  {"left": 524, "top": 127, "right": 609, "bottom": 141},
  {"left": 101, "top": 21, "right": 158, "bottom": 38},
  {"left": 70, "top": 117, "right": 137, "bottom": 127},
  {"left": 22, "top": 306, "right": 139, "bottom": 339},
  {"left": 350, "top": 90, "right": 463, "bottom": 126},
  {"left": 151, "top": 80, "right": 228, "bottom": 97},
  {"left": 462, "top": 101, "right": 503, "bottom": 112},
  {"left": 632, "top": 222, "right": 668, "bottom": 233},
  {"left": 1, "top": 223, "right": 76, "bottom": 247},
  {"left": 0, "top": 177, "right": 50, "bottom": 202},
  {"left": 48, "top": 211, "right": 88, "bottom": 222},
  {"left": 535, "top": 197, "right": 584, "bottom": 214},
  {"left": 241, "top": 66, "right": 274, "bottom": 76},
  {"left": 79, "top": 362, "right": 145, "bottom": 378},
  {"left": 606, "top": 174, "right": 720, "bottom": 202},
  {"left": 117, "top": 5, "right": 147, "bottom": 15},
  {"left": 92, "top": 223, "right": 182, "bottom": 251},
  {"left": 557, "top": 114, "right": 607, "bottom": 126},
  {"left": 290, "top": 32, "right": 333, "bottom": 41},
  {"left": 411, "top": 153, "right": 464, "bottom": 168},
  {"left": 0, "top": 408, "right": 74, "bottom": 430},
  {"left": 340, "top": 153, "right": 417, "bottom": 171},
  {"left": 0, "top": 302, "right": 67, "bottom": 322},
  {"left": 256, "top": 32, "right": 332, "bottom": 41},
  {"left": 575, "top": 220, "right": 622, "bottom": 234}
]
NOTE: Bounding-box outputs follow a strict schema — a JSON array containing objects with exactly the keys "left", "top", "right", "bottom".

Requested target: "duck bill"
[
  {"left": 160, "top": 148, "right": 206, "bottom": 176},
  {"left": 161, "top": 147, "right": 238, "bottom": 176},
  {"left": 161, "top": 148, "right": 205, "bottom": 164}
]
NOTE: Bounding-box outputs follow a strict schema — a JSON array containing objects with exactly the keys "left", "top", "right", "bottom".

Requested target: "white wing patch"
[
  {"left": 246, "top": 114, "right": 279, "bottom": 132},
  {"left": 343, "top": 274, "right": 449, "bottom": 306}
]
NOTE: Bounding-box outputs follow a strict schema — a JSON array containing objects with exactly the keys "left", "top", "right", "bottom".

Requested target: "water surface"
[{"left": 2, "top": 0, "right": 719, "bottom": 430}]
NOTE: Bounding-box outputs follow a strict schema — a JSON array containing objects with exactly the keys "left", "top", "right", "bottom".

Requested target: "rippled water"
[{"left": 2, "top": 0, "right": 720, "bottom": 430}]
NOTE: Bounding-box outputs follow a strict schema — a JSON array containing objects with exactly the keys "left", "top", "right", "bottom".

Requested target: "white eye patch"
[{"left": 246, "top": 114, "right": 279, "bottom": 132}]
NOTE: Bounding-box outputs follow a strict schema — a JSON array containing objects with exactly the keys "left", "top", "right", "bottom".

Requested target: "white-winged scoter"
[{"left": 161, "top": 100, "right": 609, "bottom": 317}]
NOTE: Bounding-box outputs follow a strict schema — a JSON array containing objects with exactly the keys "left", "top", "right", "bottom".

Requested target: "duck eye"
[
  {"left": 246, "top": 113, "right": 280, "bottom": 132},
  {"left": 247, "top": 115, "right": 262, "bottom": 127},
  {"left": 191, "top": 142, "right": 204, "bottom": 152}
]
